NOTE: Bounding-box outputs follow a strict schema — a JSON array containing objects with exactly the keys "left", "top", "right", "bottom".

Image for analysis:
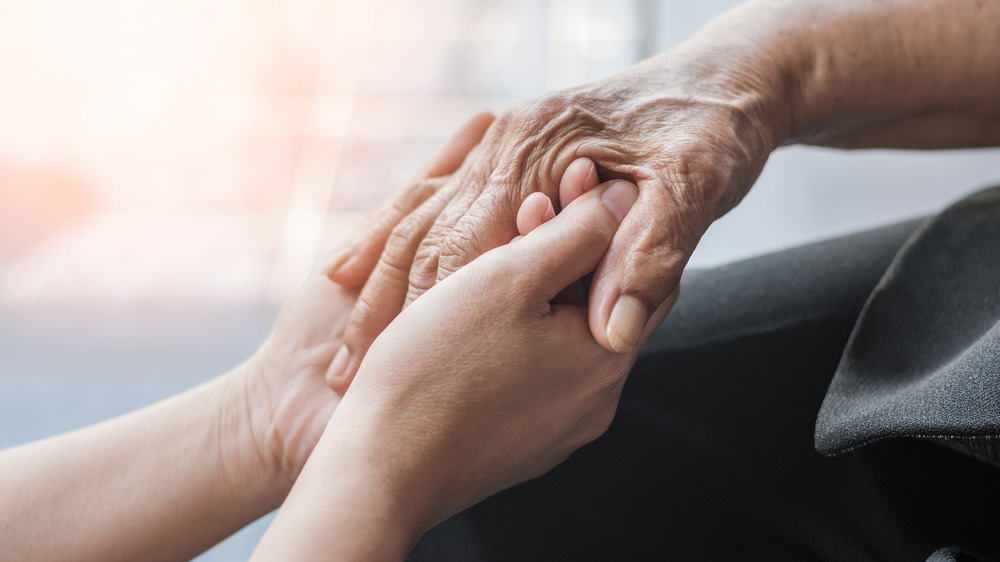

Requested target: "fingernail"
[
  {"left": 328, "top": 344, "right": 350, "bottom": 381},
  {"left": 607, "top": 295, "right": 647, "bottom": 353},
  {"left": 325, "top": 248, "right": 353, "bottom": 280},
  {"left": 601, "top": 182, "right": 639, "bottom": 222},
  {"left": 579, "top": 158, "right": 596, "bottom": 190}
]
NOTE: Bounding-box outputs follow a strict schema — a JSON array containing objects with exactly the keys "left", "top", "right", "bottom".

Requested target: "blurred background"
[{"left": 1, "top": 0, "right": 997, "bottom": 558}]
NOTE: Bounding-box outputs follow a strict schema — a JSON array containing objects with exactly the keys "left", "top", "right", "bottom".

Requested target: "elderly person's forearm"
[
  {"left": 690, "top": 0, "right": 1000, "bottom": 148},
  {"left": 325, "top": 0, "right": 1000, "bottom": 388}
]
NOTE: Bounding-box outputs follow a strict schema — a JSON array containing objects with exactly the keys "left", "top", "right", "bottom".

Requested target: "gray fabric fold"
[
  {"left": 927, "top": 547, "right": 994, "bottom": 562},
  {"left": 816, "top": 185, "right": 1000, "bottom": 465}
]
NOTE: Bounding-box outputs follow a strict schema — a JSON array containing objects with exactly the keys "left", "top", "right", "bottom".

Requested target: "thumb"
[
  {"left": 589, "top": 185, "right": 698, "bottom": 353},
  {"left": 507, "top": 180, "right": 638, "bottom": 302}
]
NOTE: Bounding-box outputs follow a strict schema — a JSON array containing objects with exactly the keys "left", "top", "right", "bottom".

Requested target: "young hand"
[
  {"left": 242, "top": 111, "right": 496, "bottom": 482},
  {"left": 255, "top": 176, "right": 678, "bottom": 561}
]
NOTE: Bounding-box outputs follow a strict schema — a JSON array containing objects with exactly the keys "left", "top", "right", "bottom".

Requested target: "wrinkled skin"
[
  {"left": 324, "top": 0, "right": 1000, "bottom": 398},
  {"left": 327, "top": 47, "right": 787, "bottom": 387},
  {"left": 243, "top": 111, "right": 496, "bottom": 478},
  {"left": 321, "top": 180, "right": 676, "bottom": 536},
  {"left": 254, "top": 180, "right": 681, "bottom": 561}
]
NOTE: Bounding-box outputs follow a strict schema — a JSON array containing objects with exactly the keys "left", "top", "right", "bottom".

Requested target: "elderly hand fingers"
[
  {"left": 325, "top": 111, "right": 494, "bottom": 287},
  {"left": 587, "top": 188, "right": 695, "bottom": 353},
  {"left": 326, "top": 184, "right": 459, "bottom": 391}
]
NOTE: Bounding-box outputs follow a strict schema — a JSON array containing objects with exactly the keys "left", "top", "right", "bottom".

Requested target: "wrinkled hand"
[
  {"left": 325, "top": 178, "right": 676, "bottom": 534},
  {"left": 240, "top": 112, "right": 494, "bottom": 480},
  {"left": 323, "top": 111, "right": 495, "bottom": 394},
  {"left": 327, "top": 49, "right": 785, "bottom": 385}
]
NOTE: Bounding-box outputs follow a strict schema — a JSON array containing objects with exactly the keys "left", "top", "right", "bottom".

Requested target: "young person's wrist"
[
  {"left": 252, "top": 412, "right": 427, "bottom": 561},
  {"left": 322, "top": 407, "right": 434, "bottom": 541},
  {"left": 214, "top": 364, "right": 295, "bottom": 512}
]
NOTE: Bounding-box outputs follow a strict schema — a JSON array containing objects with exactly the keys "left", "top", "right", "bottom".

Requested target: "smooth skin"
[
  {"left": 0, "top": 112, "right": 492, "bottom": 562},
  {"left": 325, "top": 0, "right": 1000, "bottom": 387},
  {"left": 0, "top": 115, "right": 625, "bottom": 561},
  {"left": 253, "top": 178, "right": 669, "bottom": 561},
  {"left": 0, "top": 255, "right": 353, "bottom": 562}
]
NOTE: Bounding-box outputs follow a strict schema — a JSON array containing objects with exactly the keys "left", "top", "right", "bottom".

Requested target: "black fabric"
[
  {"left": 407, "top": 189, "right": 1000, "bottom": 561},
  {"left": 816, "top": 186, "right": 1000, "bottom": 464},
  {"left": 927, "top": 547, "right": 995, "bottom": 562}
]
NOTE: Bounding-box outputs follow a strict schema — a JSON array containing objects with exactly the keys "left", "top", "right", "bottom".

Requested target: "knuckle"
[
  {"left": 438, "top": 192, "right": 505, "bottom": 256},
  {"left": 570, "top": 212, "right": 615, "bottom": 246},
  {"left": 412, "top": 244, "right": 441, "bottom": 281},
  {"left": 373, "top": 253, "right": 413, "bottom": 287},
  {"left": 343, "top": 293, "right": 386, "bottom": 343},
  {"left": 362, "top": 179, "right": 441, "bottom": 243},
  {"left": 480, "top": 185, "right": 522, "bottom": 227},
  {"left": 440, "top": 181, "right": 487, "bottom": 224},
  {"left": 439, "top": 228, "right": 480, "bottom": 266},
  {"left": 406, "top": 244, "right": 440, "bottom": 303},
  {"left": 403, "top": 286, "right": 426, "bottom": 309},
  {"left": 411, "top": 232, "right": 444, "bottom": 269},
  {"left": 521, "top": 92, "right": 574, "bottom": 122},
  {"left": 488, "top": 96, "right": 599, "bottom": 201},
  {"left": 386, "top": 214, "right": 425, "bottom": 251},
  {"left": 438, "top": 204, "right": 518, "bottom": 279},
  {"left": 622, "top": 243, "right": 687, "bottom": 303},
  {"left": 665, "top": 162, "right": 727, "bottom": 216},
  {"left": 512, "top": 92, "right": 602, "bottom": 146},
  {"left": 634, "top": 240, "right": 688, "bottom": 269},
  {"left": 381, "top": 217, "right": 428, "bottom": 275}
]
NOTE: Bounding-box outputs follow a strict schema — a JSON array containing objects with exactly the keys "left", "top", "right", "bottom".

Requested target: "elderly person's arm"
[{"left": 324, "top": 0, "right": 1000, "bottom": 389}]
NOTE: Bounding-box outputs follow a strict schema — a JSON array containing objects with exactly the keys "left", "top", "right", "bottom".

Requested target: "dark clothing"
[
  {"left": 408, "top": 186, "right": 1000, "bottom": 561},
  {"left": 816, "top": 187, "right": 1000, "bottom": 466}
]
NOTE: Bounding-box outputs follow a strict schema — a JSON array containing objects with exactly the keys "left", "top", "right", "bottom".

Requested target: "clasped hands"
[
  {"left": 251, "top": 56, "right": 780, "bottom": 548},
  {"left": 246, "top": 109, "right": 684, "bottom": 558}
]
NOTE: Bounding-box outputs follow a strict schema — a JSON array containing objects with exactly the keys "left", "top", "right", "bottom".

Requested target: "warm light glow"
[{"left": 0, "top": 0, "right": 639, "bottom": 307}]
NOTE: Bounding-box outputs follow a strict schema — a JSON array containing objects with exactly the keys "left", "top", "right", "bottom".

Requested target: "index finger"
[
  {"left": 588, "top": 183, "right": 695, "bottom": 353},
  {"left": 326, "top": 110, "right": 496, "bottom": 287}
]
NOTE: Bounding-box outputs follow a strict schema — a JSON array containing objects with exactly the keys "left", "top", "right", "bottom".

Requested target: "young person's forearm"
[
  {"left": 0, "top": 367, "right": 286, "bottom": 562},
  {"left": 251, "top": 422, "right": 421, "bottom": 562},
  {"left": 688, "top": 0, "right": 1000, "bottom": 149}
]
